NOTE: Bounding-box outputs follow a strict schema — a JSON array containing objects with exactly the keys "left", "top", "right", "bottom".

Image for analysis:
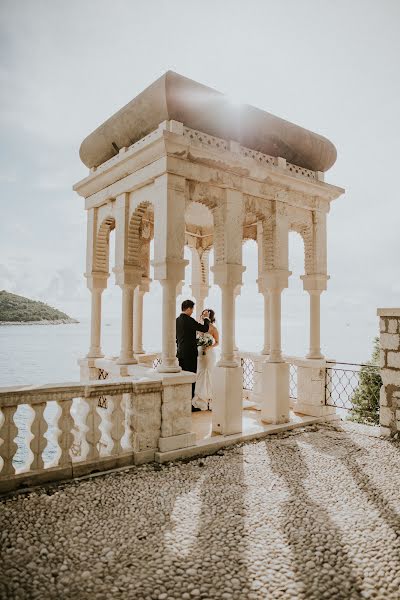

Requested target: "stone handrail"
[{"left": 0, "top": 378, "right": 162, "bottom": 494}]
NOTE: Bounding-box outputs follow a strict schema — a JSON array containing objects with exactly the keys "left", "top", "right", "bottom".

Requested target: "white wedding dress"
[{"left": 192, "top": 340, "right": 217, "bottom": 411}]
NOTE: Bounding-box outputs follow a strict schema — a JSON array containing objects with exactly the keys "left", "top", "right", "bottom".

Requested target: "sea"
[{"left": 0, "top": 313, "right": 375, "bottom": 389}]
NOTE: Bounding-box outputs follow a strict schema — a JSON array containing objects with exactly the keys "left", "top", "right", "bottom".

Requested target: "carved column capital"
[
  {"left": 261, "top": 269, "right": 292, "bottom": 291},
  {"left": 85, "top": 272, "right": 109, "bottom": 291},
  {"left": 301, "top": 274, "right": 329, "bottom": 292},
  {"left": 113, "top": 266, "right": 143, "bottom": 288}
]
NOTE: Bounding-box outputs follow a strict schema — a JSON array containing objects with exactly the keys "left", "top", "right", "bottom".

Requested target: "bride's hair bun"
[{"left": 206, "top": 309, "right": 216, "bottom": 323}]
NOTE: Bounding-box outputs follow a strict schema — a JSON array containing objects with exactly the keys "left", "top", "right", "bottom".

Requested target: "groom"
[{"left": 176, "top": 300, "right": 210, "bottom": 400}]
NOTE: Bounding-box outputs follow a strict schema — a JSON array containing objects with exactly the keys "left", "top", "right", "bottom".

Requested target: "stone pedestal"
[
  {"left": 293, "top": 358, "right": 335, "bottom": 417},
  {"left": 159, "top": 378, "right": 196, "bottom": 452},
  {"left": 260, "top": 362, "right": 290, "bottom": 424},
  {"left": 212, "top": 365, "right": 243, "bottom": 435},
  {"left": 378, "top": 309, "right": 400, "bottom": 437}
]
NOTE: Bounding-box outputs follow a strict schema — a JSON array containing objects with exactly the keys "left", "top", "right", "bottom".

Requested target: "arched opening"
[
  {"left": 93, "top": 217, "right": 120, "bottom": 357},
  {"left": 183, "top": 200, "right": 215, "bottom": 318},
  {"left": 282, "top": 231, "right": 308, "bottom": 357},
  {"left": 236, "top": 239, "right": 262, "bottom": 351}
]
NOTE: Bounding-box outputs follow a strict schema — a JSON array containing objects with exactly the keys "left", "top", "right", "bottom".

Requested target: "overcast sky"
[{"left": 1, "top": 0, "right": 399, "bottom": 362}]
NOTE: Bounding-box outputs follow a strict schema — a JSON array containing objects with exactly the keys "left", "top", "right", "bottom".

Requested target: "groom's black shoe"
[{"left": 191, "top": 405, "right": 201, "bottom": 412}]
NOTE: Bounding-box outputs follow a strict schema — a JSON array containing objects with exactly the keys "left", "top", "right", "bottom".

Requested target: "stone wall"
[{"left": 378, "top": 309, "right": 400, "bottom": 437}]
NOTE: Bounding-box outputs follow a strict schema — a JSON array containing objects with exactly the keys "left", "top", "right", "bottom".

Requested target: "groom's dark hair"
[{"left": 181, "top": 299, "right": 195, "bottom": 311}]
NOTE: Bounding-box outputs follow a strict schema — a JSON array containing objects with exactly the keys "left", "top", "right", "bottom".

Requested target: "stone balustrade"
[
  {"left": 378, "top": 308, "right": 400, "bottom": 437},
  {"left": 0, "top": 369, "right": 195, "bottom": 494}
]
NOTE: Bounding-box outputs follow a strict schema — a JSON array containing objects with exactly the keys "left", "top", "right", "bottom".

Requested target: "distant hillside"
[{"left": 0, "top": 291, "right": 78, "bottom": 324}]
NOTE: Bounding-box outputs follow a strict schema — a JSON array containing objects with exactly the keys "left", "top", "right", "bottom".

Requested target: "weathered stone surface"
[
  {"left": 381, "top": 369, "right": 400, "bottom": 387},
  {"left": 380, "top": 406, "right": 392, "bottom": 427},
  {"left": 79, "top": 71, "right": 337, "bottom": 172},
  {"left": 380, "top": 333, "right": 400, "bottom": 351},
  {"left": 387, "top": 351, "right": 400, "bottom": 369},
  {"left": 1, "top": 424, "right": 399, "bottom": 600}
]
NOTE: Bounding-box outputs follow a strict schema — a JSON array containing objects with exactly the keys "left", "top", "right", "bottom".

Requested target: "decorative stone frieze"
[{"left": 378, "top": 309, "right": 400, "bottom": 436}]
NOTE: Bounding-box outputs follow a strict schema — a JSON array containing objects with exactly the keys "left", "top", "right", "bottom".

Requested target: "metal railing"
[
  {"left": 289, "top": 364, "right": 298, "bottom": 399},
  {"left": 325, "top": 361, "right": 381, "bottom": 415},
  {"left": 152, "top": 356, "right": 162, "bottom": 370},
  {"left": 241, "top": 357, "right": 255, "bottom": 391}
]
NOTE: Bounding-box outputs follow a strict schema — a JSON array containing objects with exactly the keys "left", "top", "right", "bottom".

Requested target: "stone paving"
[{"left": 1, "top": 422, "right": 400, "bottom": 600}]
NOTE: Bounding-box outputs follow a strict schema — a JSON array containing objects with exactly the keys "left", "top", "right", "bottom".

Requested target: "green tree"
[{"left": 348, "top": 337, "right": 382, "bottom": 425}]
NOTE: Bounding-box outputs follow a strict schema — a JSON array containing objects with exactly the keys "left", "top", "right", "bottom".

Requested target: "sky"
[{"left": 0, "top": 0, "right": 399, "bottom": 363}]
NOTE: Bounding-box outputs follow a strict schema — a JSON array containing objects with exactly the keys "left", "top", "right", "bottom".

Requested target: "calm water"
[{"left": 0, "top": 312, "right": 374, "bottom": 389}]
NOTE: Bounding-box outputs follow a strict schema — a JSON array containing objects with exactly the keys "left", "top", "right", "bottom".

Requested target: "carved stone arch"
[
  {"left": 187, "top": 180, "right": 219, "bottom": 212},
  {"left": 95, "top": 216, "right": 115, "bottom": 272},
  {"left": 242, "top": 225, "right": 257, "bottom": 242},
  {"left": 243, "top": 194, "right": 272, "bottom": 266},
  {"left": 290, "top": 222, "right": 314, "bottom": 274},
  {"left": 199, "top": 246, "right": 212, "bottom": 285},
  {"left": 128, "top": 201, "right": 153, "bottom": 267},
  {"left": 185, "top": 199, "right": 214, "bottom": 254}
]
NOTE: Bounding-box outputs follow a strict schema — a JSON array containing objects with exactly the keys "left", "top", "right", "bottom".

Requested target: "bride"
[{"left": 192, "top": 309, "right": 219, "bottom": 411}]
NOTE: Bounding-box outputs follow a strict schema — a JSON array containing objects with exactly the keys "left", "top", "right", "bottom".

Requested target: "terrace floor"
[
  {"left": 1, "top": 421, "right": 399, "bottom": 600},
  {"left": 157, "top": 407, "right": 335, "bottom": 462}
]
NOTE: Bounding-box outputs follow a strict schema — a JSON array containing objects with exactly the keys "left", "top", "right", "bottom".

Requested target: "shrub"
[{"left": 348, "top": 337, "right": 382, "bottom": 425}]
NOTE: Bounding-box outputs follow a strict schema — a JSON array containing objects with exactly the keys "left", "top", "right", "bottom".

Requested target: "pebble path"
[{"left": 1, "top": 422, "right": 400, "bottom": 600}]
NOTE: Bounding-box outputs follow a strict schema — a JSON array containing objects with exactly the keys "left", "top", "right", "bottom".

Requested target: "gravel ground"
[{"left": 1, "top": 422, "right": 400, "bottom": 600}]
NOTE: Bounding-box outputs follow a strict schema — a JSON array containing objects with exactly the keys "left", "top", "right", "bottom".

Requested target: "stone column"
[
  {"left": 259, "top": 201, "right": 291, "bottom": 425},
  {"left": 378, "top": 309, "right": 400, "bottom": 437},
  {"left": 268, "top": 287, "right": 284, "bottom": 363},
  {"left": 257, "top": 221, "right": 270, "bottom": 356},
  {"left": 261, "top": 290, "right": 270, "bottom": 355},
  {"left": 233, "top": 285, "right": 241, "bottom": 353},
  {"left": 191, "top": 283, "right": 209, "bottom": 319},
  {"left": 114, "top": 266, "right": 142, "bottom": 365},
  {"left": 133, "top": 278, "right": 150, "bottom": 355},
  {"left": 211, "top": 188, "right": 245, "bottom": 436},
  {"left": 113, "top": 192, "right": 143, "bottom": 365},
  {"left": 260, "top": 270, "right": 290, "bottom": 424},
  {"left": 152, "top": 174, "right": 188, "bottom": 373},
  {"left": 190, "top": 247, "right": 210, "bottom": 319},
  {"left": 159, "top": 276, "right": 182, "bottom": 372},
  {"left": 307, "top": 291, "right": 322, "bottom": 359},
  {"left": 301, "top": 275, "right": 329, "bottom": 360},
  {"left": 85, "top": 273, "right": 108, "bottom": 358},
  {"left": 216, "top": 277, "right": 241, "bottom": 368},
  {"left": 117, "top": 284, "right": 136, "bottom": 364}
]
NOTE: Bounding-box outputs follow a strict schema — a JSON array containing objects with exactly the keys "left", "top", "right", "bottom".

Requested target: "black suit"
[{"left": 176, "top": 313, "right": 210, "bottom": 397}]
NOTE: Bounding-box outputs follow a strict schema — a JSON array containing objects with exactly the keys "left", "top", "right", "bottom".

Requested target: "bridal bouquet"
[{"left": 197, "top": 332, "right": 214, "bottom": 355}]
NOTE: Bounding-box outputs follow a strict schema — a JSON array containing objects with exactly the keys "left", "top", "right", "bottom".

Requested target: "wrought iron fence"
[
  {"left": 325, "top": 361, "right": 381, "bottom": 415},
  {"left": 241, "top": 357, "right": 255, "bottom": 391},
  {"left": 152, "top": 356, "right": 162, "bottom": 369},
  {"left": 289, "top": 364, "right": 298, "bottom": 399},
  {"left": 97, "top": 368, "right": 109, "bottom": 409}
]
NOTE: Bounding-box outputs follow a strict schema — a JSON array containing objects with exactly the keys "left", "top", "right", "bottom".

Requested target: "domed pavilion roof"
[{"left": 79, "top": 71, "right": 337, "bottom": 172}]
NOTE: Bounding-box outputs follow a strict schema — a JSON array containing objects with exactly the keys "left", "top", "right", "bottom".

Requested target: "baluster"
[
  {"left": 30, "top": 403, "right": 47, "bottom": 471},
  {"left": 110, "top": 394, "right": 124, "bottom": 456},
  {"left": 70, "top": 398, "right": 88, "bottom": 462},
  {"left": 86, "top": 397, "right": 101, "bottom": 461},
  {"left": 0, "top": 406, "right": 18, "bottom": 476},
  {"left": 57, "top": 399, "right": 74, "bottom": 468},
  {"left": 120, "top": 393, "right": 134, "bottom": 451},
  {"left": 98, "top": 397, "right": 113, "bottom": 456}
]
